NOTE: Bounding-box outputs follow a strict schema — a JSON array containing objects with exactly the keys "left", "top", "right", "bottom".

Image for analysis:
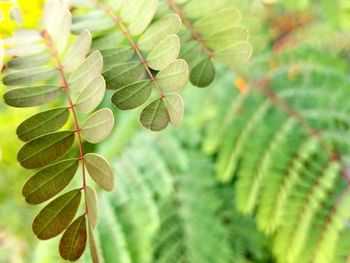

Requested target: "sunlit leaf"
[
  {"left": 111, "top": 80, "right": 152, "bottom": 110},
  {"left": 156, "top": 59, "right": 189, "bottom": 91},
  {"left": 2, "top": 68, "right": 58, "bottom": 86},
  {"left": 183, "top": 0, "right": 228, "bottom": 19},
  {"left": 214, "top": 42, "right": 253, "bottom": 67},
  {"left": 3, "top": 85, "right": 62, "bottom": 107},
  {"left": 138, "top": 14, "right": 182, "bottom": 51},
  {"left": 147, "top": 34, "right": 180, "bottom": 70},
  {"left": 17, "top": 131, "right": 75, "bottom": 169},
  {"left": 88, "top": 224, "right": 100, "bottom": 263},
  {"left": 69, "top": 51, "right": 103, "bottom": 92},
  {"left": 7, "top": 53, "right": 51, "bottom": 70},
  {"left": 22, "top": 159, "right": 79, "bottom": 204},
  {"left": 16, "top": 107, "right": 70, "bottom": 141},
  {"left": 86, "top": 186, "right": 98, "bottom": 228},
  {"left": 190, "top": 58, "right": 215, "bottom": 87},
  {"left": 81, "top": 109, "right": 114, "bottom": 144},
  {"left": 165, "top": 93, "right": 184, "bottom": 127},
  {"left": 4, "top": 43, "right": 46, "bottom": 57},
  {"left": 32, "top": 189, "right": 81, "bottom": 240},
  {"left": 140, "top": 97, "right": 170, "bottom": 131},
  {"left": 59, "top": 215, "right": 87, "bottom": 261},
  {"left": 85, "top": 153, "right": 114, "bottom": 192},
  {"left": 75, "top": 76, "right": 105, "bottom": 113},
  {"left": 63, "top": 29, "right": 92, "bottom": 72},
  {"left": 204, "top": 26, "right": 249, "bottom": 50},
  {"left": 128, "top": 0, "right": 158, "bottom": 36}
]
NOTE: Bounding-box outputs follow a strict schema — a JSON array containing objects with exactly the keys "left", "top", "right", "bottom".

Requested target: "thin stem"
[
  {"left": 90, "top": 0, "right": 165, "bottom": 98},
  {"left": 41, "top": 30, "right": 89, "bottom": 215},
  {"left": 165, "top": 0, "right": 213, "bottom": 58}
]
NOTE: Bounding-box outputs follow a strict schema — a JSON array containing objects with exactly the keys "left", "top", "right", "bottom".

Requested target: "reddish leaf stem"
[{"left": 41, "top": 30, "right": 89, "bottom": 215}]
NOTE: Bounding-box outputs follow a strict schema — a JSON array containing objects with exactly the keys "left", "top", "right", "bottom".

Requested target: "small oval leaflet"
[
  {"left": 190, "top": 58, "right": 215, "bottom": 87},
  {"left": 85, "top": 153, "right": 114, "bottom": 192},
  {"left": 16, "top": 107, "right": 70, "bottom": 142},
  {"left": 165, "top": 93, "right": 184, "bottom": 127},
  {"left": 88, "top": 224, "right": 100, "bottom": 263},
  {"left": 156, "top": 59, "right": 189, "bottom": 91},
  {"left": 22, "top": 159, "right": 79, "bottom": 204},
  {"left": 32, "top": 189, "right": 81, "bottom": 240},
  {"left": 3, "top": 86, "right": 62, "bottom": 108},
  {"left": 111, "top": 80, "right": 152, "bottom": 110},
  {"left": 86, "top": 186, "right": 98, "bottom": 228},
  {"left": 81, "top": 109, "right": 114, "bottom": 144},
  {"left": 3, "top": 68, "right": 58, "bottom": 86},
  {"left": 17, "top": 131, "right": 75, "bottom": 169},
  {"left": 140, "top": 97, "right": 170, "bottom": 131},
  {"left": 59, "top": 215, "right": 87, "bottom": 261}
]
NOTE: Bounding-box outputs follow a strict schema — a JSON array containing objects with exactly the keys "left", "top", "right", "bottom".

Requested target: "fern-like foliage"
[
  {"left": 162, "top": 0, "right": 253, "bottom": 87},
  {"left": 1, "top": 0, "right": 114, "bottom": 261},
  {"left": 203, "top": 46, "right": 350, "bottom": 263},
  {"left": 69, "top": 0, "right": 189, "bottom": 131}
]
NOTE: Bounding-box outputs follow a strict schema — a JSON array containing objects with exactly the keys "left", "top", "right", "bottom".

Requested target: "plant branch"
[{"left": 41, "top": 30, "right": 89, "bottom": 215}]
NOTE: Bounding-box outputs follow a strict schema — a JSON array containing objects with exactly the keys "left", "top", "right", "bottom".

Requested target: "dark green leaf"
[
  {"left": 3, "top": 86, "right": 62, "bottom": 107},
  {"left": 100, "top": 46, "right": 134, "bottom": 67},
  {"left": 17, "top": 131, "right": 75, "bottom": 169},
  {"left": 22, "top": 159, "right": 79, "bottom": 204},
  {"left": 32, "top": 189, "right": 81, "bottom": 240},
  {"left": 190, "top": 58, "right": 215, "bottom": 87},
  {"left": 16, "top": 107, "right": 70, "bottom": 142},
  {"left": 111, "top": 80, "right": 152, "bottom": 110},
  {"left": 59, "top": 215, "right": 87, "bottom": 261},
  {"left": 140, "top": 97, "right": 170, "bottom": 131}
]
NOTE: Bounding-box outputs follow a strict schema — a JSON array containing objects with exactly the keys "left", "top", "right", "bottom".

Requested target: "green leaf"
[
  {"left": 85, "top": 153, "right": 114, "bottom": 192},
  {"left": 111, "top": 80, "right": 152, "bottom": 110},
  {"left": 147, "top": 34, "right": 180, "bottom": 71},
  {"left": 214, "top": 42, "right": 253, "bottom": 67},
  {"left": 179, "top": 41, "right": 203, "bottom": 68},
  {"left": 156, "top": 59, "right": 189, "bottom": 91},
  {"left": 138, "top": 14, "right": 182, "bottom": 51},
  {"left": 59, "top": 215, "right": 87, "bottom": 261},
  {"left": 22, "top": 159, "right": 79, "bottom": 204},
  {"left": 17, "top": 131, "right": 75, "bottom": 169},
  {"left": 165, "top": 94, "right": 184, "bottom": 127},
  {"left": 2, "top": 68, "right": 58, "bottom": 86},
  {"left": 100, "top": 46, "right": 134, "bottom": 67},
  {"left": 75, "top": 76, "right": 105, "bottom": 113},
  {"left": 69, "top": 51, "right": 103, "bottom": 92},
  {"left": 190, "top": 58, "right": 215, "bottom": 87},
  {"left": 128, "top": 0, "right": 158, "bottom": 36},
  {"left": 86, "top": 186, "right": 98, "bottom": 228},
  {"left": 3, "top": 85, "right": 62, "bottom": 108},
  {"left": 7, "top": 53, "right": 51, "bottom": 70},
  {"left": 204, "top": 26, "right": 249, "bottom": 50},
  {"left": 81, "top": 109, "right": 114, "bottom": 144},
  {"left": 88, "top": 224, "right": 100, "bottom": 263},
  {"left": 63, "top": 29, "right": 92, "bottom": 72},
  {"left": 183, "top": 0, "right": 228, "bottom": 19},
  {"left": 16, "top": 107, "right": 70, "bottom": 141},
  {"left": 4, "top": 43, "right": 47, "bottom": 57},
  {"left": 103, "top": 62, "right": 145, "bottom": 90},
  {"left": 140, "top": 97, "right": 170, "bottom": 131},
  {"left": 32, "top": 189, "right": 81, "bottom": 240}
]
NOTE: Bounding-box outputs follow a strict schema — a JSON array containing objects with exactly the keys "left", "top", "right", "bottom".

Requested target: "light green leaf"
[
  {"left": 7, "top": 53, "right": 51, "bottom": 70},
  {"left": 3, "top": 85, "right": 62, "bottom": 108},
  {"left": 140, "top": 97, "right": 170, "bottom": 131},
  {"left": 91, "top": 32, "right": 124, "bottom": 51},
  {"left": 3, "top": 68, "right": 58, "bottom": 86},
  {"left": 81, "top": 109, "right": 114, "bottom": 144},
  {"left": 85, "top": 153, "right": 114, "bottom": 192},
  {"left": 190, "top": 58, "right": 215, "bottom": 87},
  {"left": 183, "top": 0, "right": 228, "bottom": 19},
  {"left": 156, "top": 59, "right": 189, "bottom": 91},
  {"left": 128, "top": 0, "right": 159, "bottom": 36},
  {"left": 59, "top": 215, "right": 87, "bottom": 261},
  {"left": 193, "top": 8, "right": 241, "bottom": 37},
  {"left": 147, "top": 34, "right": 180, "bottom": 71},
  {"left": 86, "top": 186, "right": 98, "bottom": 228},
  {"left": 100, "top": 46, "right": 134, "bottom": 67},
  {"left": 4, "top": 30, "right": 40, "bottom": 45},
  {"left": 179, "top": 41, "right": 203, "bottom": 68},
  {"left": 204, "top": 26, "right": 249, "bottom": 50},
  {"left": 22, "top": 159, "right": 79, "bottom": 204},
  {"left": 17, "top": 107, "right": 70, "bottom": 142},
  {"left": 72, "top": 16, "right": 115, "bottom": 34},
  {"left": 63, "top": 29, "right": 92, "bottom": 72},
  {"left": 111, "top": 80, "right": 152, "bottom": 110},
  {"left": 214, "top": 41, "right": 253, "bottom": 67},
  {"left": 138, "top": 14, "right": 182, "bottom": 51},
  {"left": 103, "top": 62, "right": 144, "bottom": 90},
  {"left": 69, "top": 51, "right": 103, "bottom": 92},
  {"left": 4, "top": 43, "right": 47, "bottom": 57},
  {"left": 165, "top": 93, "right": 184, "bottom": 127},
  {"left": 32, "top": 189, "right": 81, "bottom": 240},
  {"left": 75, "top": 75, "right": 105, "bottom": 113},
  {"left": 17, "top": 131, "right": 75, "bottom": 169},
  {"left": 88, "top": 225, "right": 100, "bottom": 263}
]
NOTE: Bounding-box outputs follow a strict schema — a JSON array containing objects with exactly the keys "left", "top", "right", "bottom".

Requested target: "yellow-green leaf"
[
  {"left": 165, "top": 93, "right": 184, "bottom": 127},
  {"left": 86, "top": 186, "right": 98, "bottom": 228},
  {"left": 88, "top": 224, "right": 100, "bottom": 263},
  {"left": 156, "top": 59, "right": 189, "bottom": 91},
  {"left": 128, "top": 0, "right": 158, "bottom": 36},
  {"left": 32, "top": 189, "right": 81, "bottom": 240},
  {"left": 75, "top": 76, "right": 105, "bottom": 113},
  {"left": 214, "top": 42, "right": 253, "bottom": 67}
]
